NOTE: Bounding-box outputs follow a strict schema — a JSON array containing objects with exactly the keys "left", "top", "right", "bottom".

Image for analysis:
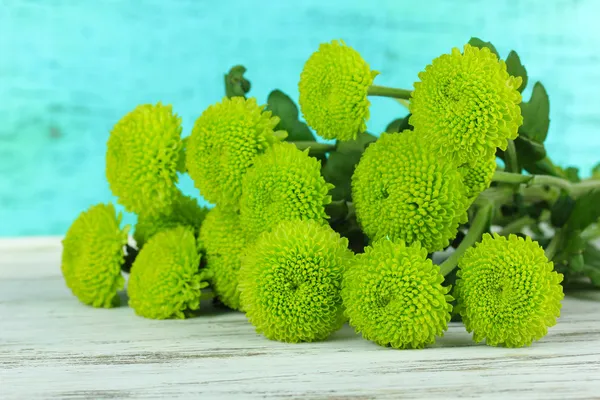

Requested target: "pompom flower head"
[
  {"left": 454, "top": 233, "right": 564, "bottom": 347},
  {"left": 134, "top": 194, "right": 208, "bottom": 248},
  {"left": 239, "top": 142, "right": 333, "bottom": 240},
  {"left": 409, "top": 44, "right": 523, "bottom": 164},
  {"left": 342, "top": 239, "right": 453, "bottom": 349},
  {"left": 352, "top": 130, "right": 468, "bottom": 252},
  {"left": 459, "top": 151, "right": 497, "bottom": 202},
  {"left": 128, "top": 226, "right": 209, "bottom": 319},
  {"left": 106, "top": 103, "right": 183, "bottom": 215},
  {"left": 199, "top": 206, "right": 246, "bottom": 310},
  {"left": 239, "top": 220, "right": 353, "bottom": 343},
  {"left": 61, "top": 203, "right": 129, "bottom": 308},
  {"left": 299, "top": 39, "right": 378, "bottom": 141},
  {"left": 186, "top": 96, "right": 285, "bottom": 207}
]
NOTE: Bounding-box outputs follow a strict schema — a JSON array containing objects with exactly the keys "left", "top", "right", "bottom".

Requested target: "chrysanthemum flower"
[
  {"left": 459, "top": 151, "right": 497, "bottom": 202},
  {"left": 239, "top": 220, "right": 353, "bottom": 343},
  {"left": 454, "top": 233, "right": 564, "bottom": 347},
  {"left": 199, "top": 206, "right": 246, "bottom": 310},
  {"left": 299, "top": 40, "right": 378, "bottom": 141},
  {"left": 106, "top": 103, "right": 183, "bottom": 215},
  {"left": 239, "top": 142, "right": 333, "bottom": 240},
  {"left": 128, "top": 226, "right": 209, "bottom": 319},
  {"left": 61, "top": 203, "right": 129, "bottom": 308},
  {"left": 342, "top": 239, "right": 453, "bottom": 349},
  {"left": 186, "top": 96, "right": 285, "bottom": 207},
  {"left": 352, "top": 130, "right": 468, "bottom": 252},
  {"left": 134, "top": 194, "right": 208, "bottom": 248},
  {"left": 409, "top": 44, "right": 523, "bottom": 164}
]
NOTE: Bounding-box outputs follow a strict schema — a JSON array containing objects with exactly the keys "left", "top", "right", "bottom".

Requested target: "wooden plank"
[{"left": 0, "top": 238, "right": 599, "bottom": 399}]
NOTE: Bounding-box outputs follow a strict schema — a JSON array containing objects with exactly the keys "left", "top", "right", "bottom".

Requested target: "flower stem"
[
  {"left": 492, "top": 171, "right": 600, "bottom": 199},
  {"left": 545, "top": 228, "right": 566, "bottom": 260},
  {"left": 439, "top": 202, "right": 493, "bottom": 277},
  {"left": 582, "top": 224, "right": 600, "bottom": 243},
  {"left": 498, "top": 215, "right": 535, "bottom": 236},
  {"left": 505, "top": 139, "right": 519, "bottom": 173},
  {"left": 292, "top": 141, "right": 336, "bottom": 154},
  {"left": 367, "top": 85, "right": 412, "bottom": 100}
]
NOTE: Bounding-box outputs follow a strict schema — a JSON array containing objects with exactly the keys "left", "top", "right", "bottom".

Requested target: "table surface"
[{"left": 1, "top": 237, "right": 599, "bottom": 399}]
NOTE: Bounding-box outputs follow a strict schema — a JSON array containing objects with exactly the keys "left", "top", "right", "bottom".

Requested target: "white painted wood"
[{"left": 1, "top": 238, "right": 599, "bottom": 399}]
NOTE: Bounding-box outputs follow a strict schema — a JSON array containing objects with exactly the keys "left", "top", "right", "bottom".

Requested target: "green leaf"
[
  {"left": 505, "top": 50, "right": 528, "bottom": 92},
  {"left": 385, "top": 114, "right": 412, "bottom": 133},
  {"left": 566, "top": 189, "right": 600, "bottom": 232},
  {"left": 266, "top": 90, "right": 315, "bottom": 142},
  {"left": 224, "top": 65, "right": 251, "bottom": 98},
  {"left": 513, "top": 135, "right": 547, "bottom": 164},
  {"left": 563, "top": 167, "right": 581, "bottom": 183},
  {"left": 519, "top": 82, "right": 550, "bottom": 143},
  {"left": 467, "top": 37, "right": 500, "bottom": 58},
  {"left": 550, "top": 192, "right": 575, "bottom": 228},
  {"left": 322, "top": 131, "right": 377, "bottom": 201}
]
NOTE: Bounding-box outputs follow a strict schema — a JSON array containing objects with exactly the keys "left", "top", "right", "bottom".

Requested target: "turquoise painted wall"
[{"left": 1, "top": 0, "right": 599, "bottom": 236}]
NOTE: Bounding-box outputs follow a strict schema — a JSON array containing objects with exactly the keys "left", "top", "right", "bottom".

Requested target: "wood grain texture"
[{"left": 1, "top": 238, "right": 599, "bottom": 399}]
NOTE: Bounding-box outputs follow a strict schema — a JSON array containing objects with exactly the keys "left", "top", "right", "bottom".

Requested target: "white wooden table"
[{"left": 1, "top": 238, "right": 599, "bottom": 399}]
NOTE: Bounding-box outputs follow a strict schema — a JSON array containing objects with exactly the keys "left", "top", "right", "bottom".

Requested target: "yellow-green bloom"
[
  {"left": 61, "top": 203, "right": 129, "bottom": 308},
  {"left": 299, "top": 40, "right": 378, "bottom": 141},
  {"left": 239, "top": 220, "right": 353, "bottom": 343},
  {"left": 459, "top": 151, "right": 497, "bottom": 202},
  {"left": 134, "top": 194, "right": 208, "bottom": 248},
  {"left": 199, "top": 206, "right": 246, "bottom": 310},
  {"left": 410, "top": 44, "right": 523, "bottom": 164},
  {"left": 342, "top": 239, "right": 453, "bottom": 349},
  {"left": 106, "top": 103, "right": 183, "bottom": 215},
  {"left": 352, "top": 130, "right": 468, "bottom": 252},
  {"left": 128, "top": 226, "right": 209, "bottom": 319},
  {"left": 186, "top": 96, "right": 284, "bottom": 207},
  {"left": 240, "top": 142, "right": 332, "bottom": 240},
  {"left": 455, "top": 233, "right": 564, "bottom": 347}
]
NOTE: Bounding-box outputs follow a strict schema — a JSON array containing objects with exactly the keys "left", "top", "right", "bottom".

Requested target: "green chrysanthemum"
[
  {"left": 409, "top": 44, "right": 523, "bottom": 164},
  {"left": 239, "top": 220, "right": 353, "bottom": 343},
  {"left": 342, "top": 239, "right": 453, "bottom": 349},
  {"left": 128, "top": 226, "right": 209, "bottom": 319},
  {"left": 299, "top": 39, "right": 378, "bottom": 141},
  {"left": 239, "top": 142, "right": 333, "bottom": 240},
  {"left": 455, "top": 233, "right": 564, "bottom": 347},
  {"left": 352, "top": 130, "right": 468, "bottom": 252},
  {"left": 134, "top": 194, "right": 208, "bottom": 248},
  {"left": 459, "top": 151, "right": 498, "bottom": 202},
  {"left": 61, "top": 203, "right": 129, "bottom": 308},
  {"left": 186, "top": 96, "right": 285, "bottom": 207},
  {"left": 199, "top": 206, "right": 246, "bottom": 310},
  {"left": 106, "top": 103, "right": 183, "bottom": 215}
]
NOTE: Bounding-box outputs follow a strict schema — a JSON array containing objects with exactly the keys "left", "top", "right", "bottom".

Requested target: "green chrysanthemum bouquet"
[{"left": 62, "top": 36, "right": 600, "bottom": 351}]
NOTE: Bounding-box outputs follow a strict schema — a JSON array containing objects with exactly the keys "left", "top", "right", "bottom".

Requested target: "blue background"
[{"left": 1, "top": 0, "right": 599, "bottom": 236}]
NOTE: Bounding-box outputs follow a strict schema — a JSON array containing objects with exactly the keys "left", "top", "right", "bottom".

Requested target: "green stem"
[
  {"left": 492, "top": 171, "right": 532, "bottom": 185},
  {"left": 200, "top": 290, "right": 215, "bottom": 301},
  {"left": 571, "top": 179, "right": 600, "bottom": 197},
  {"left": 581, "top": 224, "right": 600, "bottom": 243},
  {"left": 505, "top": 139, "right": 519, "bottom": 173},
  {"left": 367, "top": 85, "right": 412, "bottom": 100},
  {"left": 545, "top": 229, "right": 565, "bottom": 260},
  {"left": 292, "top": 141, "right": 336, "bottom": 154},
  {"left": 492, "top": 171, "right": 600, "bottom": 199},
  {"left": 498, "top": 215, "right": 535, "bottom": 236},
  {"left": 439, "top": 202, "right": 493, "bottom": 277}
]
